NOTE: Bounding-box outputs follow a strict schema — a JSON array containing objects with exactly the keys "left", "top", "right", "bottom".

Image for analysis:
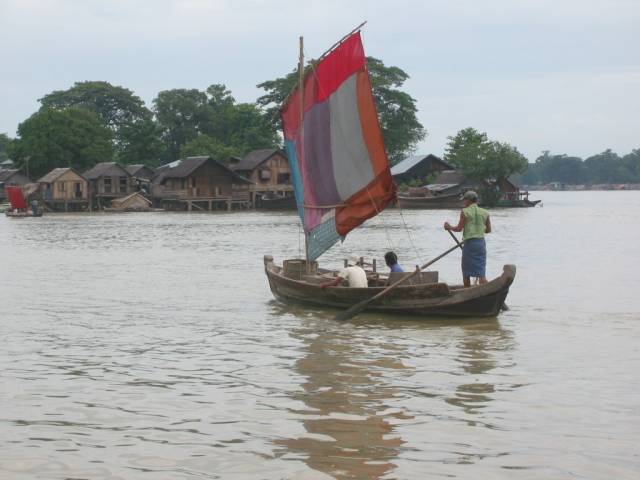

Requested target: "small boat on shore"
[{"left": 265, "top": 256, "right": 515, "bottom": 317}]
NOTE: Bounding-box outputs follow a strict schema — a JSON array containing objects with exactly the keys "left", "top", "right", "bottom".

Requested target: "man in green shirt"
[{"left": 444, "top": 190, "right": 492, "bottom": 287}]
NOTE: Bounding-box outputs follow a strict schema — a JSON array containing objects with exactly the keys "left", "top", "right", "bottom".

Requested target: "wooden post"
[{"left": 373, "top": 258, "right": 377, "bottom": 273}]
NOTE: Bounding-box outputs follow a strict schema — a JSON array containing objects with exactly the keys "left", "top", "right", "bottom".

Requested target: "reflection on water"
[
  {"left": 276, "top": 319, "right": 409, "bottom": 479},
  {"left": 446, "top": 322, "right": 514, "bottom": 416},
  {"left": 272, "top": 300, "right": 517, "bottom": 478}
]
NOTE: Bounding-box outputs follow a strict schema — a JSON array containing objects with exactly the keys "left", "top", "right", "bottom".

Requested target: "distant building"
[
  {"left": 390, "top": 154, "right": 453, "bottom": 184},
  {"left": 0, "top": 169, "right": 31, "bottom": 202},
  {"left": 83, "top": 162, "right": 134, "bottom": 209},
  {"left": 232, "top": 149, "right": 292, "bottom": 206},
  {"left": 152, "top": 156, "right": 252, "bottom": 211},
  {"left": 38, "top": 167, "right": 89, "bottom": 211},
  {"left": 0, "top": 159, "right": 14, "bottom": 169}
]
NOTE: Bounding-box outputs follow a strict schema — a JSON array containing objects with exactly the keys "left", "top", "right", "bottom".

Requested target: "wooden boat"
[
  {"left": 5, "top": 210, "right": 43, "bottom": 218},
  {"left": 265, "top": 256, "right": 515, "bottom": 317},
  {"left": 4, "top": 185, "right": 43, "bottom": 217},
  {"left": 263, "top": 25, "right": 515, "bottom": 318},
  {"left": 257, "top": 193, "right": 297, "bottom": 210},
  {"left": 397, "top": 192, "right": 463, "bottom": 209},
  {"left": 497, "top": 198, "right": 541, "bottom": 208}
]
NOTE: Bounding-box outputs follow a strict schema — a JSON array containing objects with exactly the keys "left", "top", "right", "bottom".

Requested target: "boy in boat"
[
  {"left": 320, "top": 255, "right": 368, "bottom": 288},
  {"left": 384, "top": 251, "right": 404, "bottom": 273},
  {"left": 444, "top": 190, "right": 491, "bottom": 287}
]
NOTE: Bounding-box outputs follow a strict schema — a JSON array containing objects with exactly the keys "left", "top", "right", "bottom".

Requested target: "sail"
[
  {"left": 281, "top": 31, "right": 397, "bottom": 261},
  {"left": 6, "top": 186, "right": 27, "bottom": 210}
]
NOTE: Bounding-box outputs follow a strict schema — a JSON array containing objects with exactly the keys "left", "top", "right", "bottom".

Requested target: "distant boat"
[
  {"left": 397, "top": 192, "right": 464, "bottom": 209},
  {"left": 257, "top": 192, "right": 297, "bottom": 210},
  {"left": 263, "top": 26, "right": 515, "bottom": 318},
  {"left": 4, "top": 185, "right": 42, "bottom": 217}
]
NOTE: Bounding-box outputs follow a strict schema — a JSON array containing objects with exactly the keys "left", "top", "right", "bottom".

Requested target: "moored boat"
[
  {"left": 4, "top": 185, "right": 42, "bottom": 217},
  {"left": 397, "top": 192, "right": 463, "bottom": 209}
]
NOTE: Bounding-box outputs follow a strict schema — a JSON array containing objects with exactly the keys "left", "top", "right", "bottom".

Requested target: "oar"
[
  {"left": 448, "top": 230, "right": 509, "bottom": 311},
  {"left": 334, "top": 242, "right": 463, "bottom": 322},
  {"left": 448, "top": 229, "right": 463, "bottom": 250}
]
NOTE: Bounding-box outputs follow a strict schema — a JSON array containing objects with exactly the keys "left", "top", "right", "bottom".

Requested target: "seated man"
[
  {"left": 320, "top": 255, "right": 368, "bottom": 288},
  {"left": 384, "top": 251, "right": 404, "bottom": 273}
]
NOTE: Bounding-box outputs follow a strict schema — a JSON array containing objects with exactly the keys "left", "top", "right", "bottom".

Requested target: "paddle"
[
  {"left": 448, "top": 230, "right": 509, "bottom": 311},
  {"left": 334, "top": 242, "right": 463, "bottom": 322}
]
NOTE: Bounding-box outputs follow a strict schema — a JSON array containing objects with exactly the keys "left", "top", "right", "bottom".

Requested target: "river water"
[{"left": 0, "top": 191, "right": 638, "bottom": 479}]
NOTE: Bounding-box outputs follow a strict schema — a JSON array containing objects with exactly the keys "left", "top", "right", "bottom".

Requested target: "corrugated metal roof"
[{"left": 390, "top": 154, "right": 453, "bottom": 176}]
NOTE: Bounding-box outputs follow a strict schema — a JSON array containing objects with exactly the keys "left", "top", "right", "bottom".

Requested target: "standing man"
[
  {"left": 444, "top": 191, "right": 491, "bottom": 287},
  {"left": 320, "top": 255, "right": 368, "bottom": 288}
]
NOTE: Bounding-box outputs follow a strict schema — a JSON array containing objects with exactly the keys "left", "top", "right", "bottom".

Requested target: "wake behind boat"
[{"left": 264, "top": 25, "right": 515, "bottom": 319}]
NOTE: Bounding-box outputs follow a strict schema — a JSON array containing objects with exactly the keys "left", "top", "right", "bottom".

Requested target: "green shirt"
[{"left": 462, "top": 204, "right": 489, "bottom": 240}]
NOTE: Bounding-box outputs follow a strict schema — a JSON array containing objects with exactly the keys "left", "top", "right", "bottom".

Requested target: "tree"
[
  {"left": 444, "top": 127, "right": 528, "bottom": 205},
  {"left": 39, "top": 81, "right": 159, "bottom": 163},
  {"left": 11, "top": 107, "right": 114, "bottom": 179},
  {"left": 155, "top": 84, "right": 278, "bottom": 162},
  {"left": 180, "top": 134, "right": 236, "bottom": 161},
  {"left": 622, "top": 149, "right": 640, "bottom": 182},
  {"left": 256, "top": 56, "right": 426, "bottom": 165},
  {"left": 0, "top": 133, "right": 12, "bottom": 160},
  {"left": 118, "top": 118, "right": 165, "bottom": 167},
  {"left": 584, "top": 149, "right": 626, "bottom": 184},
  {"left": 154, "top": 88, "right": 210, "bottom": 160}
]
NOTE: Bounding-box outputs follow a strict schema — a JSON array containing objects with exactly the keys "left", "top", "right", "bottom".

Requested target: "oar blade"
[{"left": 334, "top": 298, "right": 371, "bottom": 322}]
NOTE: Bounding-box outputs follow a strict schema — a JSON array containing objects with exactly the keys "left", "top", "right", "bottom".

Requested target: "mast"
[{"left": 299, "top": 35, "right": 311, "bottom": 267}]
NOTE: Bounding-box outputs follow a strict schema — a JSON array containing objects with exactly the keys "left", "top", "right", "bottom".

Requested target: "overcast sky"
[{"left": 1, "top": 0, "right": 638, "bottom": 160}]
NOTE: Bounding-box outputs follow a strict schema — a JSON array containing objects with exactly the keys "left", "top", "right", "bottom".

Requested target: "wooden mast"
[{"left": 299, "top": 35, "right": 311, "bottom": 268}]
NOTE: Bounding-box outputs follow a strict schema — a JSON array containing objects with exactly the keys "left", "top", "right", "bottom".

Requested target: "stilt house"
[
  {"left": 152, "top": 156, "right": 252, "bottom": 211},
  {"left": 38, "top": 167, "right": 89, "bottom": 211}
]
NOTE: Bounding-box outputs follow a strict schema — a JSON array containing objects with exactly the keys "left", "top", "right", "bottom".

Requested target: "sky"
[{"left": 1, "top": 0, "right": 639, "bottom": 161}]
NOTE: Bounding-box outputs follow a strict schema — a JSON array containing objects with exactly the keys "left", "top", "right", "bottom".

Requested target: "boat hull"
[
  {"left": 264, "top": 256, "right": 515, "bottom": 318},
  {"left": 5, "top": 211, "right": 43, "bottom": 218},
  {"left": 397, "top": 193, "right": 463, "bottom": 209},
  {"left": 257, "top": 195, "right": 297, "bottom": 210}
]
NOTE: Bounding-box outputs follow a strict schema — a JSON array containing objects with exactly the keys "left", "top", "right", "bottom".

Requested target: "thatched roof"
[
  {"left": 38, "top": 167, "right": 85, "bottom": 183},
  {"left": 234, "top": 149, "right": 283, "bottom": 172},
  {"left": 111, "top": 192, "right": 152, "bottom": 208},
  {"left": 155, "top": 156, "right": 252, "bottom": 185},
  {"left": 431, "top": 170, "right": 468, "bottom": 185},
  {"left": 83, "top": 162, "right": 130, "bottom": 180}
]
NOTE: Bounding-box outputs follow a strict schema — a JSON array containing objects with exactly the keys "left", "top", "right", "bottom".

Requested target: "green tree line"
[
  {"left": 1, "top": 57, "right": 426, "bottom": 179},
  {"left": 519, "top": 149, "right": 640, "bottom": 185}
]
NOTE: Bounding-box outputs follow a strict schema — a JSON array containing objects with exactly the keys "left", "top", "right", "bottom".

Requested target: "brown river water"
[{"left": 1, "top": 191, "right": 638, "bottom": 479}]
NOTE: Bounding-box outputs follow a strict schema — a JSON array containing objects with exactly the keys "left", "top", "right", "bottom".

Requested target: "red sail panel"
[{"left": 6, "top": 186, "right": 27, "bottom": 210}]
